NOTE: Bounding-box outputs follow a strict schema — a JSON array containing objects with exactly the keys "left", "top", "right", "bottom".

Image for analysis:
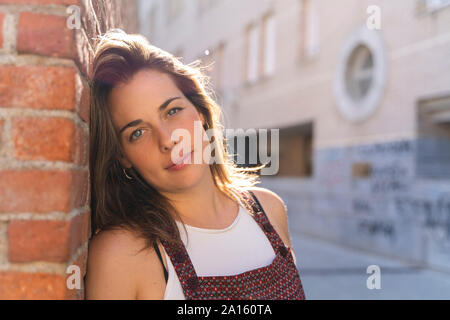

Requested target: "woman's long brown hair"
[{"left": 89, "top": 29, "right": 266, "bottom": 252}]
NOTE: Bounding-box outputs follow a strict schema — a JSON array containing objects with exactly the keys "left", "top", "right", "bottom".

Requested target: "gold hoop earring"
[{"left": 123, "top": 168, "right": 133, "bottom": 180}]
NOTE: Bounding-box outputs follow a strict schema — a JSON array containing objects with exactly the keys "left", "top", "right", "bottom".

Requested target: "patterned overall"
[{"left": 160, "top": 189, "right": 306, "bottom": 300}]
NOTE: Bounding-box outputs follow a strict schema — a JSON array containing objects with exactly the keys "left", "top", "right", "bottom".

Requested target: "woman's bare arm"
[
  {"left": 85, "top": 228, "right": 167, "bottom": 299},
  {"left": 85, "top": 229, "right": 139, "bottom": 299}
]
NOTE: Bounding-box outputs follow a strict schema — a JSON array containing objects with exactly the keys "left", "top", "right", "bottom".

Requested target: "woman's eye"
[
  {"left": 129, "top": 129, "right": 143, "bottom": 142},
  {"left": 168, "top": 107, "right": 182, "bottom": 116}
]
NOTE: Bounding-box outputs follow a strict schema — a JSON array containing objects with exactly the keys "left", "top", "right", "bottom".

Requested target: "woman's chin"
[{"left": 163, "top": 164, "right": 207, "bottom": 187}]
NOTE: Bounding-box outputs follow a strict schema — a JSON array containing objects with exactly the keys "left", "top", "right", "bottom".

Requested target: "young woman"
[{"left": 85, "top": 29, "right": 306, "bottom": 300}]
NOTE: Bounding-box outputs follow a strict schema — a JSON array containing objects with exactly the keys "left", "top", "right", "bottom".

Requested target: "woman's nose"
[{"left": 158, "top": 124, "right": 179, "bottom": 152}]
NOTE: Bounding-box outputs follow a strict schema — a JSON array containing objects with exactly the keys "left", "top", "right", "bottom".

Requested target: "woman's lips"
[{"left": 166, "top": 151, "right": 192, "bottom": 169}]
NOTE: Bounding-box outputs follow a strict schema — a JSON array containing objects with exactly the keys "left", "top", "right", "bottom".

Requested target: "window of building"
[
  {"left": 275, "top": 122, "right": 314, "bottom": 177},
  {"left": 424, "top": 0, "right": 450, "bottom": 12},
  {"left": 246, "top": 23, "right": 260, "bottom": 84},
  {"left": 334, "top": 26, "right": 386, "bottom": 122},
  {"left": 198, "top": 0, "right": 220, "bottom": 14},
  {"left": 344, "top": 44, "right": 374, "bottom": 102},
  {"left": 416, "top": 94, "right": 450, "bottom": 179},
  {"left": 226, "top": 124, "right": 313, "bottom": 177},
  {"left": 148, "top": 5, "right": 158, "bottom": 39},
  {"left": 173, "top": 47, "right": 184, "bottom": 61},
  {"left": 234, "top": 135, "right": 260, "bottom": 169},
  {"left": 202, "top": 44, "right": 224, "bottom": 94},
  {"left": 194, "top": 43, "right": 225, "bottom": 101},
  {"left": 213, "top": 42, "right": 225, "bottom": 97},
  {"left": 299, "top": 0, "right": 320, "bottom": 59},
  {"left": 226, "top": 129, "right": 260, "bottom": 169},
  {"left": 262, "top": 13, "right": 276, "bottom": 77},
  {"left": 167, "top": 0, "right": 183, "bottom": 22}
]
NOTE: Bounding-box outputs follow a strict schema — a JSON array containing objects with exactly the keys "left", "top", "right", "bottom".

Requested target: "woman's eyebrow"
[{"left": 119, "top": 96, "right": 182, "bottom": 134}]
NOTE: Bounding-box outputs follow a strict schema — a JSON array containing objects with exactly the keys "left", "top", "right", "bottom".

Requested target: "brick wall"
[{"left": 0, "top": 0, "right": 137, "bottom": 299}]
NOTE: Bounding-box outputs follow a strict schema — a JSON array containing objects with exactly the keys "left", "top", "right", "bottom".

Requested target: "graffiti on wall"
[
  {"left": 358, "top": 219, "right": 396, "bottom": 239},
  {"left": 356, "top": 140, "right": 412, "bottom": 156},
  {"left": 370, "top": 162, "right": 410, "bottom": 194},
  {"left": 317, "top": 139, "right": 450, "bottom": 257},
  {"left": 396, "top": 194, "right": 450, "bottom": 247}
]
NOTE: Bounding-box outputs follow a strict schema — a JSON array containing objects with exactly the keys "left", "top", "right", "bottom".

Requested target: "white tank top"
[{"left": 161, "top": 203, "right": 297, "bottom": 300}]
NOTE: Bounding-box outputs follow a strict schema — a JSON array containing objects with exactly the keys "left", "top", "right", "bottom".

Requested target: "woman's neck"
[{"left": 162, "top": 173, "right": 239, "bottom": 229}]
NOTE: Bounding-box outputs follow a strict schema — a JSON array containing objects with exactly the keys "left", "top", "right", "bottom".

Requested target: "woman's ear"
[{"left": 118, "top": 153, "right": 132, "bottom": 169}]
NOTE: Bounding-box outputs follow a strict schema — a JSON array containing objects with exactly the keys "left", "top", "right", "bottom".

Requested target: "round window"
[
  {"left": 345, "top": 44, "right": 374, "bottom": 102},
  {"left": 334, "top": 26, "right": 386, "bottom": 122}
]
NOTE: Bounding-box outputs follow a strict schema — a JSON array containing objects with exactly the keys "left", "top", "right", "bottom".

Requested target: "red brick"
[
  {"left": 72, "top": 245, "right": 88, "bottom": 279},
  {"left": 0, "top": 271, "right": 69, "bottom": 300},
  {"left": 8, "top": 212, "right": 89, "bottom": 263},
  {"left": 69, "top": 211, "right": 90, "bottom": 256},
  {"left": 0, "top": 65, "right": 76, "bottom": 110},
  {"left": 0, "top": 0, "right": 77, "bottom": 4},
  {"left": 73, "top": 27, "right": 94, "bottom": 77},
  {"left": 79, "top": 79, "right": 90, "bottom": 123},
  {"left": 13, "top": 117, "right": 76, "bottom": 162},
  {"left": 12, "top": 116, "right": 87, "bottom": 165},
  {"left": 0, "top": 13, "right": 4, "bottom": 49},
  {"left": 74, "top": 124, "right": 89, "bottom": 166},
  {"left": 9, "top": 219, "right": 71, "bottom": 262},
  {"left": 18, "top": 12, "right": 75, "bottom": 59},
  {"left": 70, "top": 169, "right": 89, "bottom": 209},
  {"left": 0, "top": 170, "right": 89, "bottom": 213}
]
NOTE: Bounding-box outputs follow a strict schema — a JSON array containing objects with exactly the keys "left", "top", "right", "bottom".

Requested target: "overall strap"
[
  {"left": 159, "top": 235, "right": 200, "bottom": 299},
  {"left": 153, "top": 242, "right": 168, "bottom": 284},
  {"left": 234, "top": 189, "right": 290, "bottom": 257}
]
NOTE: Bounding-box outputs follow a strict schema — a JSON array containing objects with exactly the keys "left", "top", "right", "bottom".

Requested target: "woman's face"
[{"left": 108, "top": 69, "right": 210, "bottom": 193}]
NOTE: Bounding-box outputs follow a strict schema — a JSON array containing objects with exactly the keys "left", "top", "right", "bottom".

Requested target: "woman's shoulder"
[
  {"left": 246, "top": 186, "right": 292, "bottom": 248},
  {"left": 246, "top": 187, "right": 286, "bottom": 208},
  {"left": 85, "top": 228, "right": 165, "bottom": 299},
  {"left": 246, "top": 187, "right": 287, "bottom": 219},
  {"left": 88, "top": 227, "right": 144, "bottom": 260}
]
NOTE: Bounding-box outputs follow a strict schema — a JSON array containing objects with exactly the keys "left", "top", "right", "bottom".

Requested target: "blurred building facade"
[{"left": 138, "top": 0, "right": 450, "bottom": 272}]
